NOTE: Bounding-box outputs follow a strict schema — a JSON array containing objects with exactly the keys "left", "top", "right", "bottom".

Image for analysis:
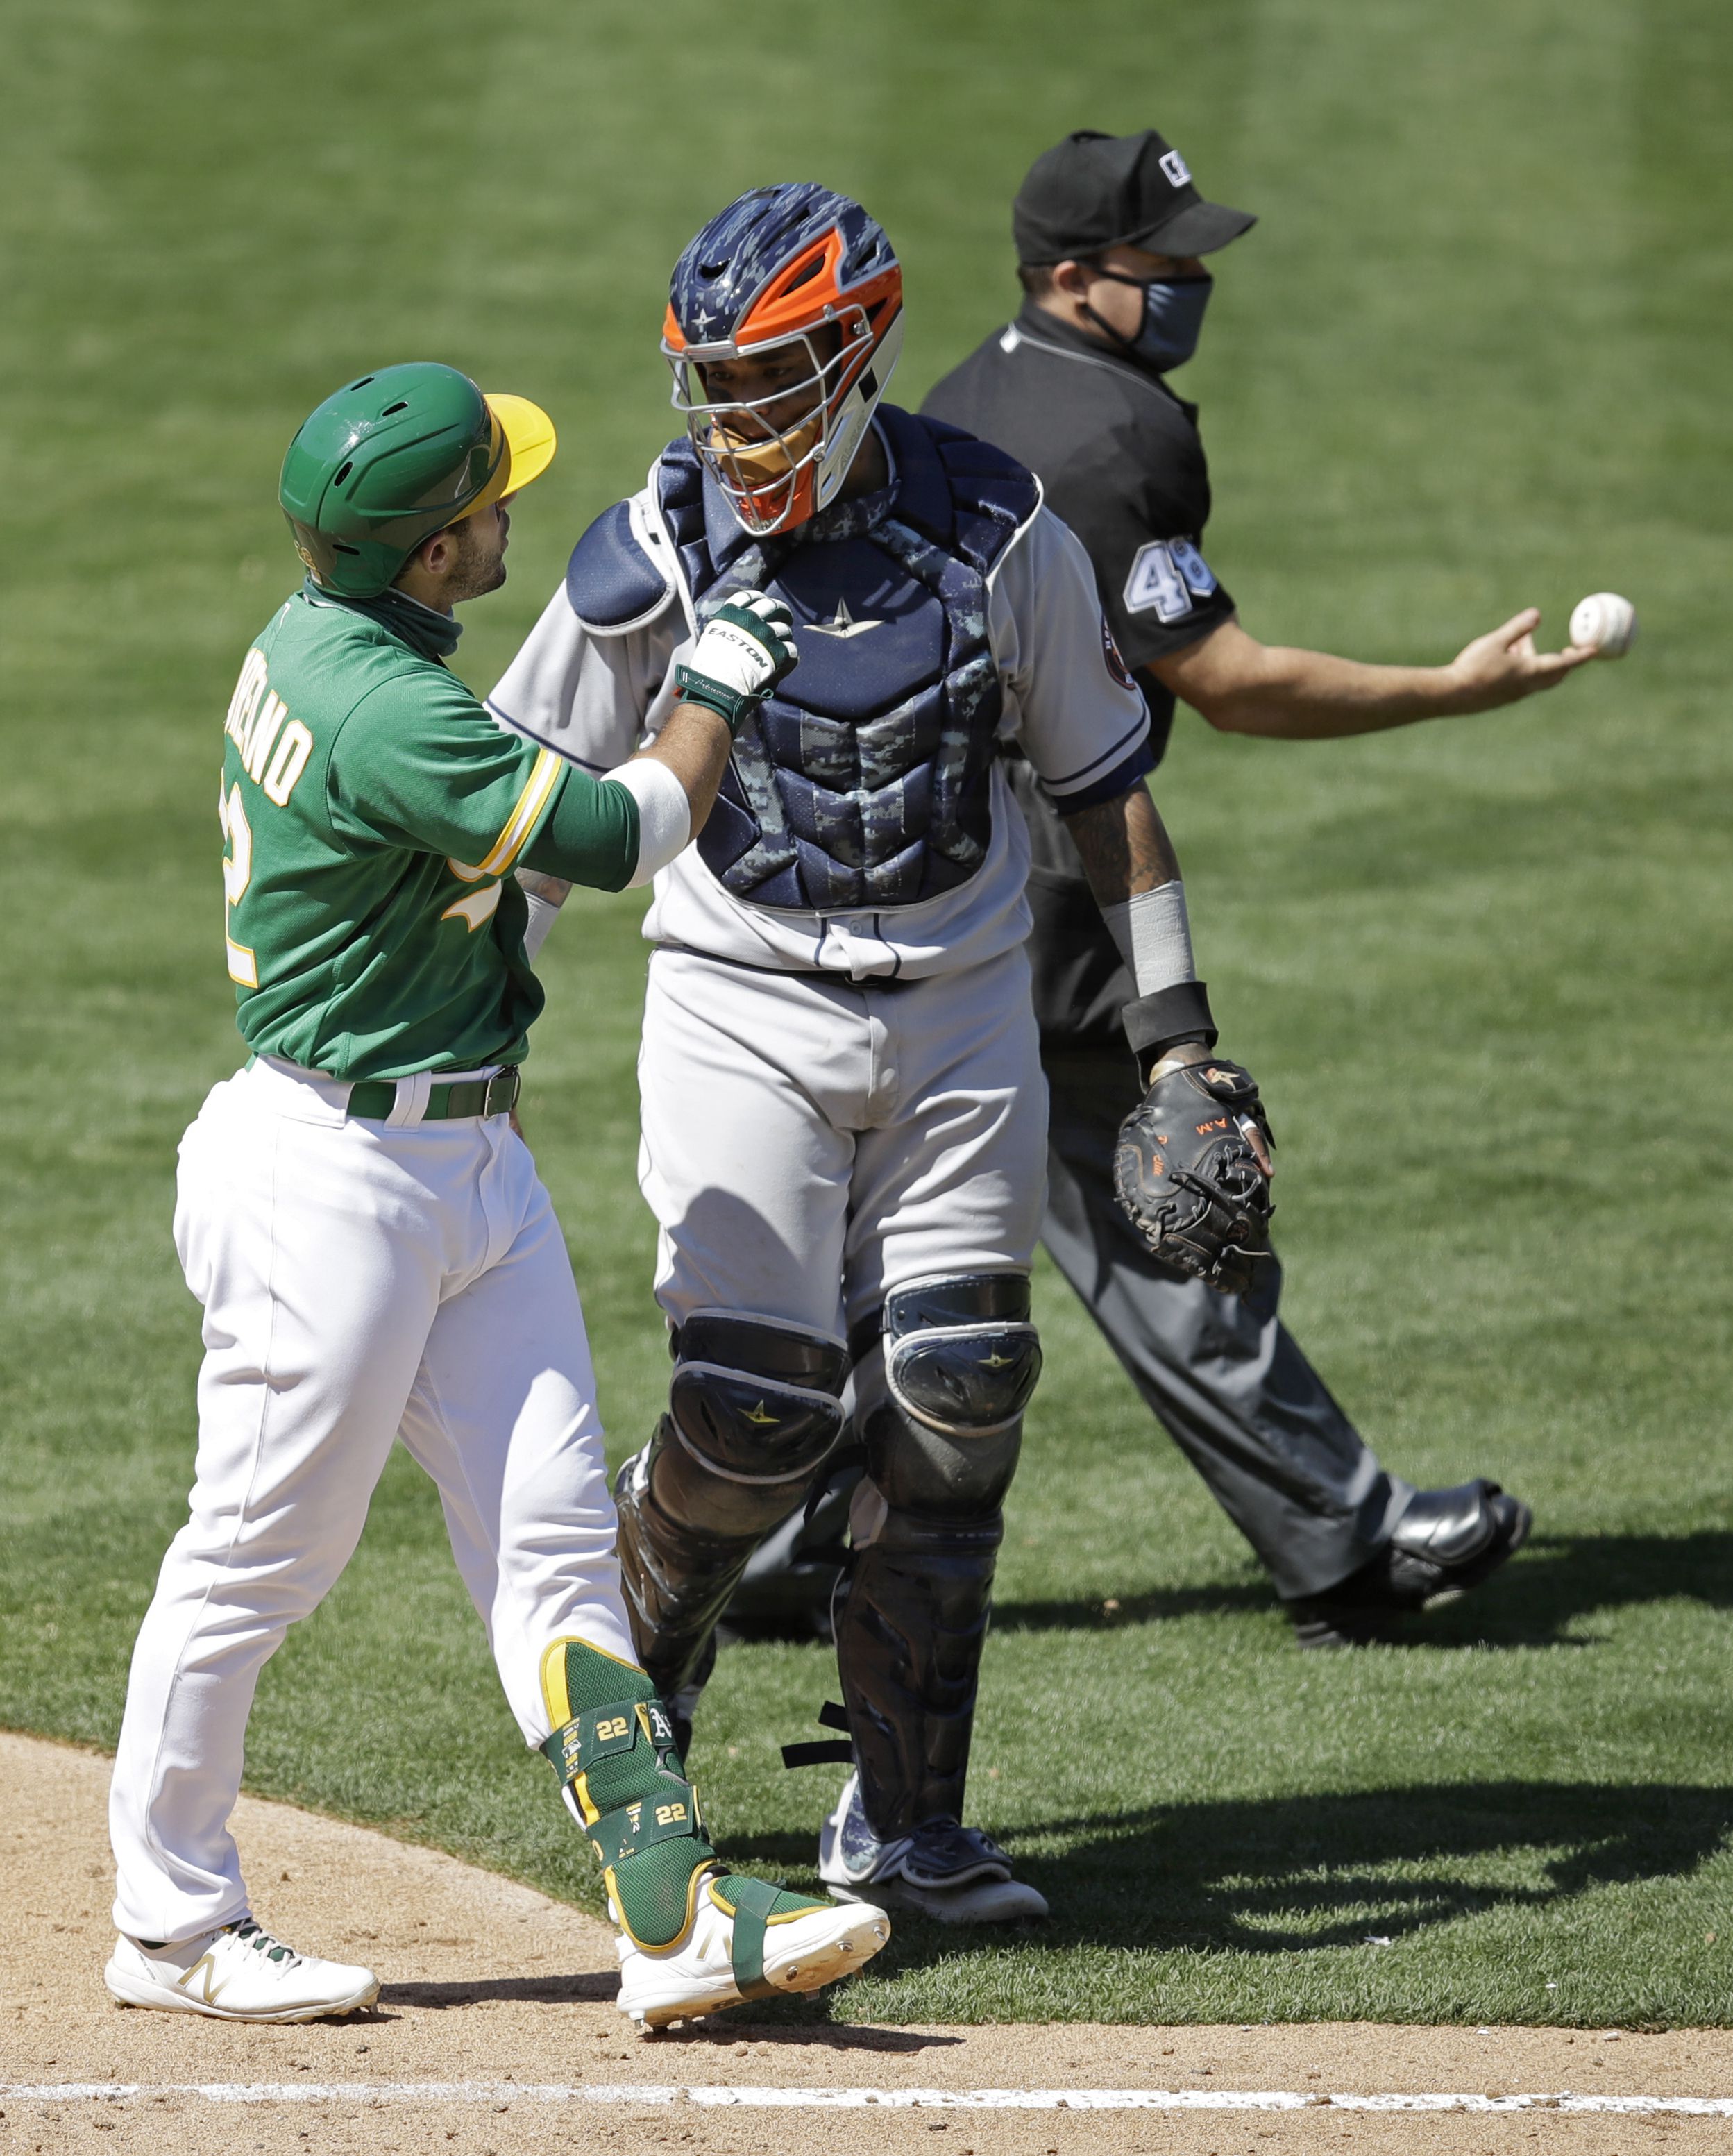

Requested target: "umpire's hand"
[{"left": 1445, "top": 608, "right": 1597, "bottom": 711}]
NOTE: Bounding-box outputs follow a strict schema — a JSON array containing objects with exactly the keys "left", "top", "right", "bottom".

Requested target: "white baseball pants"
[
  {"left": 636, "top": 944, "right": 1049, "bottom": 1341},
  {"left": 110, "top": 1056, "right": 636, "bottom": 1946}
]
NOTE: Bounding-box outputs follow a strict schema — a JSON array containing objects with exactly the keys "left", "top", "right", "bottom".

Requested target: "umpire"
[{"left": 730, "top": 127, "right": 1587, "bottom": 1649}]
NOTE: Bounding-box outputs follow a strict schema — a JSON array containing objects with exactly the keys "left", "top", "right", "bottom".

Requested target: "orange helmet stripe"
[{"left": 734, "top": 230, "right": 848, "bottom": 345}]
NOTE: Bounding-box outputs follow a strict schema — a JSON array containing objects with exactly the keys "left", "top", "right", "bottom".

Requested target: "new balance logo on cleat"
[{"left": 177, "top": 1953, "right": 223, "bottom": 2005}]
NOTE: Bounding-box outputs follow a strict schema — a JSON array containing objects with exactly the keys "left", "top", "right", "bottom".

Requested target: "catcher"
[{"left": 491, "top": 182, "right": 1271, "bottom": 1921}]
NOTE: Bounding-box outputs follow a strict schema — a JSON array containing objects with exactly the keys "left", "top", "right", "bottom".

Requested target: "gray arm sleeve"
[{"left": 1099, "top": 880, "right": 1197, "bottom": 995}]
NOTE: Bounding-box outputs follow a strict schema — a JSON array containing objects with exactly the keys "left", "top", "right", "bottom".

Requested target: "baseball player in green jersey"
[{"left": 104, "top": 362, "right": 888, "bottom": 2030}]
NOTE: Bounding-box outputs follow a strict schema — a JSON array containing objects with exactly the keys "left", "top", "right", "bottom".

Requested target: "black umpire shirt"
[{"left": 922, "top": 297, "right": 1235, "bottom": 1052}]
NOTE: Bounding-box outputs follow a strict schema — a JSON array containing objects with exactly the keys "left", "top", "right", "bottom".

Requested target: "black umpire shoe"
[{"left": 1285, "top": 1478, "right": 1533, "bottom": 1649}]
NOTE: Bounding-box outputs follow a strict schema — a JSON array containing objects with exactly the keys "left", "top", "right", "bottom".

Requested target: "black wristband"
[{"left": 1122, "top": 979, "right": 1217, "bottom": 1061}]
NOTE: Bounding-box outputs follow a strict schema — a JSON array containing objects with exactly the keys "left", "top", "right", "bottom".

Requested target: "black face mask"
[{"left": 1083, "top": 269, "right": 1214, "bottom": 372}]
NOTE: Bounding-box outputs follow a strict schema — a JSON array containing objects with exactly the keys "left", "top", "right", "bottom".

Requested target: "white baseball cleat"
[
  {"left": 820, "top": 1772, "right": 1049, "bottom": 1923},
  {"left": 616, "top": 1873, "right": 890, "bottom": 2032},
  {"left": 105, "top": 1917, "right": 380, "bottom": 2023}
]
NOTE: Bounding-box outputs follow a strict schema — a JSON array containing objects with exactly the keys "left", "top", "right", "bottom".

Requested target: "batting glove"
[{"left": 674, "top": 593, "right": 800, "bottom": 735}]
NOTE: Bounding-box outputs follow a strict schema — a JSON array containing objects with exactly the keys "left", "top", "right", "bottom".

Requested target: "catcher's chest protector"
[{"left": 656, "top": 407, "right": 1038, "bottom": 910}]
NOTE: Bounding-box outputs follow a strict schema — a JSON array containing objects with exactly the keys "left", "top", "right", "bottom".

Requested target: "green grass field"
[{"left": 3, "top": 0, "right": 1732, "bottom": 2028}]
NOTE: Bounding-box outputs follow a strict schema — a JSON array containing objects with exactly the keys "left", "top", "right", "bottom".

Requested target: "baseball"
[{"left": 1569, "top": 591, "right": 1637, "bottom": 658}]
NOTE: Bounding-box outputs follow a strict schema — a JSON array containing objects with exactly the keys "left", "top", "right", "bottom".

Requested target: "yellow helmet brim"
[
  {"left": 485, "top": 392, "right": 557, "bottom": 496},
  {"left": 455, "top": 394, "right": 557, "bottom": 525}
]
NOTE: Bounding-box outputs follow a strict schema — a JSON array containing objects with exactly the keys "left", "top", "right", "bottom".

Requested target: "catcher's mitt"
[{"left": 1112, "top": 1056, "right": 1275, "bottom": 1296}]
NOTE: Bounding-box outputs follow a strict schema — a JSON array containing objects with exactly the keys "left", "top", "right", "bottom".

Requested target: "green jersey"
[{"left": 217, "top": 587, "right": 640, "bottom": 1080}]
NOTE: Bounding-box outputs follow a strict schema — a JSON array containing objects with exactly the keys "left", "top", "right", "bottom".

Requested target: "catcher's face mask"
[
  {"left": 678, "top": 329, "right": 839, "bottom": 523},
  {"left": 663, "top": 191, "right": 904, "bottom": 537},
  {"left": 667, "top": 303, "right": 900, "bottom": 534}
]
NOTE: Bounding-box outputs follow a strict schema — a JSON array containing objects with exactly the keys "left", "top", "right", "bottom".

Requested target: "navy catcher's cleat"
[
  {"left": 818, "top": 1772, "right": 1047, "bottom": 1924},
  {"left": 1287, "top": 1477, "right": 1533, "bottom": 1648}
]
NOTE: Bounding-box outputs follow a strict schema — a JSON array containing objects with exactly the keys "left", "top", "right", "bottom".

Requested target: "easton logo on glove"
[
  {"left": 674, "top": 591, "right": 800, "bottom": 735},
  {"left": 1112, "top": 1057, "right": 1275, "bottom": 1297}
]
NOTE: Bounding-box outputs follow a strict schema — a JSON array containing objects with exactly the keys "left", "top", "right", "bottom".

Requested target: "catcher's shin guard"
[
  {"left": 834, "top": 1274, "right": 1040, "bottom": 1840},
  {"left": 615, "top": 1311, "right": 848, "bottom": 1701}
]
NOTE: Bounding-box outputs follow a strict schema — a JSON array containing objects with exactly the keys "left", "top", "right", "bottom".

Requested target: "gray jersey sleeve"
[
  {"left": 990, "top": 507, "right": 1155, "bottom": 808},
  {"left": 487, "top": 580, "right": 682, "bottom": 772}
]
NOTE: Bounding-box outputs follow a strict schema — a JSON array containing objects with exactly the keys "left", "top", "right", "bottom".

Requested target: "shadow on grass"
[
  {"left": 722, "top": 1780, "right": 1733, "bottom": 1970},
  {"left": 1409, "top": 1532, "right": 1733, "bottom": 1648},
  {"left": 990, "top": 1532, "right": 1733, "bottom": 1647},
  {"left": 1020, "top": 1780, "right": 1733, "bottom": 1956},
  {"left": 992, "top": 1579, "right": 1272, "bottom": 1632}
]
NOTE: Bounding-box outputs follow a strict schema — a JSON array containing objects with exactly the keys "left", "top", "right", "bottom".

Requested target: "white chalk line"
[{"left": 3, "top": 2082, "right": 1733, "bottom": 2116}]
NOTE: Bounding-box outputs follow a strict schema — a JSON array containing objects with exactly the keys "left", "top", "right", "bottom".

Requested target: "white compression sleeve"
[
  {"left": 521, "top": 891, "right": 562, "bottom": 963},
  {"left": 1099, "top": 881, "right": 1197, "bottom": 996},
  {"left": 608, "top": 757, "right": 693, "bottom": 889}
]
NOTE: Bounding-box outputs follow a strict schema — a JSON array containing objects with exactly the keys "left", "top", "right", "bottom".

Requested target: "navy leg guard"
[
  {"left": 833, "top": 1274, "right": 1040, "bottom": 1840},
  {"left": 616, "top": 1312, "right": 848, "bottom": 1703}
]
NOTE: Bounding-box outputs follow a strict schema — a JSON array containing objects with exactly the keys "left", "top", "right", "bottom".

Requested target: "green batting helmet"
[{"left": 279, "top": 362, "right": 556, "bottom": 597}]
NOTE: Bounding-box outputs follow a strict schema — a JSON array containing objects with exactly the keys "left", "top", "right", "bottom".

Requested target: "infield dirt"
[{"left": 3, "top": 1731, "right": 1729, "bottom": 2155}]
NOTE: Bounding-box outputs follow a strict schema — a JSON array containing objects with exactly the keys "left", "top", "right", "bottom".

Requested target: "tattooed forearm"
[{"left": 1063, "top": 784, "right": 1182, "bottom": 907}]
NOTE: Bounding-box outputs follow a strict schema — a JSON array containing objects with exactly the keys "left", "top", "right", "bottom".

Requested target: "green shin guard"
[
  {"left": 541, "top": 1639, "right": 717, "bottom": 1949},
  {"left": 540, "top": 1640, "right": 816, "bottom": 1981}
]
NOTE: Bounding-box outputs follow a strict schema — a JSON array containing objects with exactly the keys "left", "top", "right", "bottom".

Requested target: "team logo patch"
[
  {"left": 1159, "top": 148, "right": 1192, "bottom": 189},
  {"left": 1101, "top": 618, "right": 1135, "bottom": 689}
]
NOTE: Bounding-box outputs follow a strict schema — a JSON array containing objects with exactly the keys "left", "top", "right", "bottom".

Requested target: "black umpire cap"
[{"left": 1013, "top": 128, "right": 1256, "bottom": 265}]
